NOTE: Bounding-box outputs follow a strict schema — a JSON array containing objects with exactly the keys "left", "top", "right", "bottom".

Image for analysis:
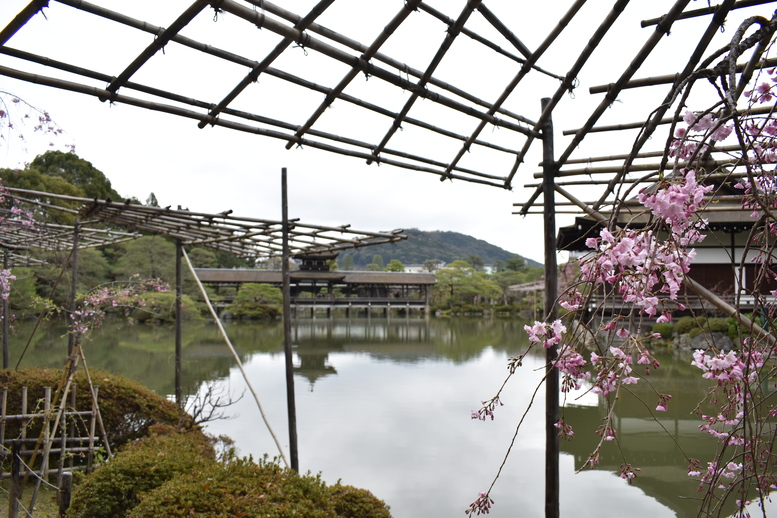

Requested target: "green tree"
[
  {"left": 506, "top": 257, "right": 526, "bottom": 271},
  {"left": 367, "top": 254, "right": 384, "bottom": 271},
  {"left": 146, "top": 192, "right": 160, "bottom": 207},
  {"left": 76, "top": 247, "right": 110, "bottom": 292},
  {"left": 492, "top": 259, "right": 505, "bottom": 273},
  {"left": 228, "top": 283, "right": 282, "bottom": 319},
  {"left": 30, "top": 150, "right": 121, "bottom": 200},
  {"left": 341, "top": 253, "right": 354, "bottom": 271},
  {"left": 187, "top": 247, "right": 218, "bottom": 268},
  {"left": 423, "top": 259, "right": 440, "bottom": 272},
  {"left": 465, "top": 255, "right": 484, "bottom": 271},
  {"left": 432, "top": 260, "right": 500, "bottom": 309},
  {"left": 0, "top": 167, "right": 83, "bottom": 224},
  {"left": 113, "top": 236, "right": 175, "bottom": 282},
  {"left": 384, "top": 259, "right": 405, "bottom": 272}
]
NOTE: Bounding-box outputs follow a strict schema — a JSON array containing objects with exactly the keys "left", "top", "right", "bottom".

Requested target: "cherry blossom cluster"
[
  {"left": 580, "top": 170, "right": 711, "bottom": 321},
  {"left": 590, "top": 346, "right": 638, "bottom": 397},
  {"left": 69, "top": 278, "right": 169, "bottom": 337},
  {"left": 465, "top": 491, "right": 494, "bottom": 516},
  {"left": 523, "top": 319, "right": 566, "bottom": 348},
  {"left": 670, "top": 110, "right": 733, "bottom": 160},
  {"left": 554, "top": 417, "right": 574, "bottom": 441},
  {"left": 619, "top": 463, "right": 641, "bottom": 484},
  {"left": 471, "top": 395, "right": 502, "bottom": 422}
]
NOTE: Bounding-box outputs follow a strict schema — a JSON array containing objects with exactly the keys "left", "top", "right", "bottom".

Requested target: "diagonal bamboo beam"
[
  {"left": 518, "top": 0, "right": 691, "bottom": 213},
  {"left": 247, "top": 0, "right": 537, "bottom": 126},
  {"left": 198, "top": 0, "right": 335, "bottom": 128},
  {"left": 591, "top": 0, "right": 737, "bottom": 211},
  {"left": 103, "top": 0, "right": 210, "bottom": 98},
  {"left": 0, "top": 0, "right": 48, "bottom": 45},
  {"left": 284, "top": 0, "right": 422, "bottom": 149},
  {"left": 444, "top": 0, "right": 589, "bottom": 183},
  {"left": 508, "top": 0, "right": 625, "bottom": 191},
  {"left": 368, "top": 0, "right": 484, "bottom": 165}
]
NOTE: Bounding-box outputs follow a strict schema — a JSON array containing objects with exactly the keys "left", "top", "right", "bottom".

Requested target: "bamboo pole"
[
  {"left": 243, "top": 0, "right": 536, "bottom": 126},
  {"left": 281, "top": 168, "right": 300, "bottom": 472},
  {"left": 285, "top": 0, "right": 422, "bottom": 149},
  {"left": 175, "top": 240, "right": 183, "bottom": 408},
  {"left": 507, "top": 0, "right": 626, "bottom": 190},
  {"left": 541, "top": 97, "right": 559, "bottom": 518},
  {"left": 199, "top": 0, "right": 335, "bottom": 129},
  {"left": 0, "top": 64, "right": 506, "bottom": 187},
  {"left": 641, "top": 0, "right": 774, "bottom": 27},
  {"left": 591, "top": 0, "right": 738, "bottom": 211}
]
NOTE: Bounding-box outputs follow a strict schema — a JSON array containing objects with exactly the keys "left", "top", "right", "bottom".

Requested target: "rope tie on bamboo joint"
[
  {"left": 211, "top": 0, "right": 225, "bottom": 22},
  {"left": 294, "top": 31, "right": 311, "bottom": 55}
]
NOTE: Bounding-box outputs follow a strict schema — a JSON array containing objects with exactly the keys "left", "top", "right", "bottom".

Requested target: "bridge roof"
[{"left": 195, "top": 268, "right": 436, "bottom": 285}]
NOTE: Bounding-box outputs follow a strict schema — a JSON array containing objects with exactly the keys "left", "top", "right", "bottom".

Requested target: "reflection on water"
[{"left": 7, "top": 317, "right": 748, "bottom": 517}]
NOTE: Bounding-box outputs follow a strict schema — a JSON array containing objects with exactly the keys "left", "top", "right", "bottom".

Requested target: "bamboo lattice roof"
[
  {"left": 1, "top": 1, "right": 776, "bottom": 218},
  {"left": 5, "top": 187, "right": 406, "bottom": 257}
]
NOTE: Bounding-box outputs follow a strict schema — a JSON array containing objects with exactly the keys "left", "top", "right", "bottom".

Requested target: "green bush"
[
  {"left": 131, "top": 292, "right": 201, "bottom": 323},
  {"left": 0, "top": 368, "right": 192, "bottom": 453},
  {"left": 651, "top": 322, "right": 674, "bottom": 339},
  {"left": 127, "top": 454, "right": 391, "bottom": 518},
  {"left": 68, "top": 425, "right": 215, "bottom": 518},
  {"left": 675, "top": 316, "right": 706, "bottom": 335},
  {"left": 705, "top": 317, "right": 729, "bottom": 333}
]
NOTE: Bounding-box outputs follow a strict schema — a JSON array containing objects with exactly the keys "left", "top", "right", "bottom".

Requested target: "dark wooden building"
[{"left": 195, "top": 253, "right": 436, "bottom": 317}]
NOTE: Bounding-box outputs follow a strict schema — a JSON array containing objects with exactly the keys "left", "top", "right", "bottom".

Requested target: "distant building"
[{"left": 195, "top": 252, "right": 437, "bottom": 317}]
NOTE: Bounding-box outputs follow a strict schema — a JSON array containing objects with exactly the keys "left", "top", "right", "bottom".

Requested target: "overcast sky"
[{"left": 0, "top": 0, "right": 771, "bottom": 264}]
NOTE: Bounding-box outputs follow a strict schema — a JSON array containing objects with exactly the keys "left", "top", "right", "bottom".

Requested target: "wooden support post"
[
  {"left": 68, "top": 219, "right": 79, "bottom": 356},
  {"left": 175, "top": 239, "right": 183, "bottom": 407},
  {"left": 8, "top": 441, "right": 20, "bottom": 518},
  {"left": 541, "top": 97, "right": 560, "bottom": 518},
  {"left": 57, "top": 472, "right": 72, "bottom": 518},
  {"left": 2, "top": 248, "right": 8, "bottom": 369},
  {"left": 281, "top": 167, "right": 299, "bottom": 472}
]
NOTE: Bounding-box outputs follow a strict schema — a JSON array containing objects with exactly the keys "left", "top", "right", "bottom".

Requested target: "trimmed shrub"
[
  {"left": 675, "top": 316, "right": 706, "bottom": 335},
  {"left": 67, "top": 425, "right": 215, "bottom": 518},
  {"left": 651, "top": 322, "right": 674, "bottom": 339},
  {"left": 331, "top": 484, "right": 393, "bottom": 518},
  {"left": 0, "top": 368, "right": 192, "bottom": 453},
  {"left": 705, "top": 317, "right": 729, "bottom": 334},
  {"left": 127, "top": 455, "right": 391, "bottom": 518}
]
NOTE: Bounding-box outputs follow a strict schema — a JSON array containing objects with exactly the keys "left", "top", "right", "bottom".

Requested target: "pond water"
[{"left": 5, "top": 317, "right": 757, "bottom": 517}]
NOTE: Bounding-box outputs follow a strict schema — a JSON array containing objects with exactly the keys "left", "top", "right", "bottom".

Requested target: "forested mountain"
[{"left": 341, "top": 228, "right": 541, "bottom": 268}]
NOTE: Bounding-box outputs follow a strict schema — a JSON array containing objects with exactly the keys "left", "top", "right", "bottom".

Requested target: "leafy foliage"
[
  {"left": 127, "top": 454, "right": 391, "bottom": 518},
  {"left": 0, "top": 368, "right": 193, "bottom": 453},
  {"left": 30, "top": 150, "right": 121, "bottom": 201},
  {"left": 228, "top": 283, "right": 282, "bottom": 319},
  {"left": 67, "top": 425, "right": 215, "bottom": 518},
  {"left": 69, "top": 425, "right": 391, "bottom": 518}
]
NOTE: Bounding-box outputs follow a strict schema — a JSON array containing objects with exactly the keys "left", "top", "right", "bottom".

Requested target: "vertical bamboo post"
[
  {"left": 8, "top": 441, "right": 20, "bottom": 518},
  {"left": 20, "top": 387, "right": 26, "bottom": 450},
  {"left": 3, "top": 248, "right": 8, "bottom": 369},
  {"left": 87, "top": 386, "right": 98, "bottom": 473},
  {"left": 281, "top": 167, "right": 299, "bottom": 472},
  {"left": 69, "top": 384, "right": 76, "bottom": 471},
  {"left": 57, "top": 472, "right": 72, "bottom": 518},
  {"left": 68, "top": 219, "right": 79, "bottom": 356},
  {"left": 175, "top": 239, "right": 183, "bottom": 408},
  {"left": 1, "top": 387, "right": 7, "bottom": 446},
  {"left": 541, "top": 97, "right": 560, "bottom": 518}
]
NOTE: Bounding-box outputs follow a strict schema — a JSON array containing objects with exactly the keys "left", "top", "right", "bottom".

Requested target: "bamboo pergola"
[
  {"left": 3, "top": 1, "right": 777, "bottom": 516},
  {"left": 4, "top": 187, "right": 406, "bottom": 258}
]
